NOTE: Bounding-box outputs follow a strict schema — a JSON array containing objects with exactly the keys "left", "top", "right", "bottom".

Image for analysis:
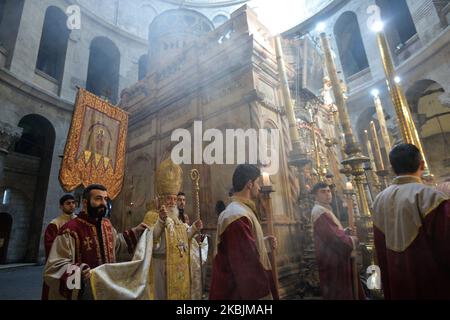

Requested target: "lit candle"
[
  {"left": 339, "top": 133, "right": 346, "bottom": 157},
  {"left": 309, "top": 108, "right": 314, "bottom": 123},
  {"left": 262, "top": 172, "right": 271, "bottom": 187},
  {"left": 346, "top": 181, "right": 354, "bottom": 191},
  {"left": 370, "top": 121, "right": 385, "bottom": 171}
]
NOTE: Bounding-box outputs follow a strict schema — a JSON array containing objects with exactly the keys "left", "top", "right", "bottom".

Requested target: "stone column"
[{"left": 0, "top": 121, "right": 22, "bottom": 184}]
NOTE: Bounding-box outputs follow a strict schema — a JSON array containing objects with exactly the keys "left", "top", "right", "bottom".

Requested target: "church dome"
[
  {"left": 148, "top": 8, "right": 214, "bottom": 41},
  {"left": 148, "top": 9, "right": 214, "bottom": 63}
]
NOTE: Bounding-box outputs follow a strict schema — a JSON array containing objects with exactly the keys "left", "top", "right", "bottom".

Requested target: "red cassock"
[
  {"left": 374, "top": 201, "right": 450, "bottom": 299},
  {"left": 42, "top": 224, "right": 58, "bottom": 300},
  {"left": 45, "top": 212, "right": 137, "bottom": 300},
  {"left": 44, "top": 224, "right": 59, "bottom": 259},
  {"left": 209, "top": 217, "right": 279, "bottom": 300},
  {"left": 313, "top": 211, "right": 358, "bottom": 300},
  {"left": 41, "top": 213, "right": 72, "bottom": 300}
]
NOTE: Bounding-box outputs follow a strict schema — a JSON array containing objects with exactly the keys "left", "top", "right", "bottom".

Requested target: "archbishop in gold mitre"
[{"left": 143, "top": 158, "right": 203, "bottom": 300}]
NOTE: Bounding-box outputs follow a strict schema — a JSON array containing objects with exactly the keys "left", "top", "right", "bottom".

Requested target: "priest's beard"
[
  {"left": 63, "top": 209, "right": 73, "bottom": 215},
  {"left": 167, "top": 206, "right": 180, "bottom": 222},
  {"left": 178, "top": 208, "right": 186, "bottom": 223},
  {"left": 87, "top": 201, "right": 107, "bottom": 219}
]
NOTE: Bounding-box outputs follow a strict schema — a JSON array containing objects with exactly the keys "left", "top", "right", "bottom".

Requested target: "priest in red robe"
[
  {"left": 210, "top": 164, "right": 279, "bottom": 300},
  {"left": 373, "top": 144, "right": 450, "bottom": 299},
  {"left": 41, "top": 194, "right": 76, "bottom": 300},
  {"left": 44, "top": 184, "right": 147, "bottom": 300},
  {"left": 311, "top": 182, "right": 361, "bottom": 300}
]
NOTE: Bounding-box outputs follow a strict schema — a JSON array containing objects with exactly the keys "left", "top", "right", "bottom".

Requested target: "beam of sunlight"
[{"left": 247, "top": 0, "right": 333, "bottom": 34}]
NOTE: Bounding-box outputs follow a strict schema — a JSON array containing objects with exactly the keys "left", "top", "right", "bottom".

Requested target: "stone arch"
[
  {"left": 8, "top": 114, "right": 56, "bottom": 262},
  {"left": 141, "top": 1, "right": 158, "bottom": 15},
  {"left": 333, "top": 11, "right": 369, "bottom": 80},
  {"left": 376, "top": 0, "right": 418, "bottom": 63},
  {"left": 36, "top": 6, "right": 70, "bottom": 83},
  {"left": 406, "top": 79, "right": 445, "bottom": 113},
  {"left": 406, "top": 80, "right": 450, "bottom": 180},
  {"left": 135, "top": 2, "right": 159, "bottom": 39},
  {"left": 86, "top": 37, "right": 121, "bottom": 104},
  {"left": 356, "top": 106, "right": 377, "bottom": 145}
]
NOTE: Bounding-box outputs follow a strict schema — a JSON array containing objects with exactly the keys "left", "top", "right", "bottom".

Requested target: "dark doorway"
[{"left": 14, "top": 115, "right": 55, "bottom": 262}]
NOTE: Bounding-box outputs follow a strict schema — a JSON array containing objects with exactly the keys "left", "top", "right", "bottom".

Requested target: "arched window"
[
  {"left": 36, "top": 6, "right": 70, "bottom": 82},
  {"left": 432, "top": 0, "right": 450, "bottom": 27},
  {"left": 334, "top": 12, "right": 369, "bottom": 80},
  {"left": 376, "top": 0, "right": 418, "bottom": 57},
  {"left": 212, "top": 14, "right": 228, "bottom": 28},
  {"left": 0, "top": 0, "right": 5, "bottom": 24},
  {"left": 86, "top": 37, "right": 120, "bottom": 104},
  {"left": 138, "top": 54, "right": 148, "bottom": 80},
  {"left": 0, "top": 0, "right": 25, "bottom": 68}
]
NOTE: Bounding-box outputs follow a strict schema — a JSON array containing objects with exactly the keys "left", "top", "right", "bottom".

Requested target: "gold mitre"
[{"left": 155, "top": 158, "right": 183, "bottom": 196}]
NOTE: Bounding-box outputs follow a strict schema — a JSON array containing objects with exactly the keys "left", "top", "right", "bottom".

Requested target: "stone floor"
[{"left": 0, "top": 264, "right": 43, "bottom": 300}]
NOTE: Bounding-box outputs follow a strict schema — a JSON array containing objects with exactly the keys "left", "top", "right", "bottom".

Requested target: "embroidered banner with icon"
[{"left": 59, "top": 88, "right": 128, "bottom": 199}]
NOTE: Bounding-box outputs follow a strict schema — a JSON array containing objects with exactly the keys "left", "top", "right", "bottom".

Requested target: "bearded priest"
[
  {"left": 143, "top": 158, "right": 203, "bottom": 300},
  {"left": 44, "top": 184, "right": 148, "bottom": 300}
]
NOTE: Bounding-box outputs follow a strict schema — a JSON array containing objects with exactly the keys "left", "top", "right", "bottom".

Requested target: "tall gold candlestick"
[
  {"left": 276, "top": 35, "right": 317, "bottom": 296},
  {"left": 319, "top": 32, "right": 371, "bottom": 213},
  {"left": 344, "top": 184, "right": 360, "bottom": 300},
  {"left": 339, "top": 133, "right": 346, "bottom": 160},
  {"left": 374, "top": 29, "right": 432, "bottom": 177},
  {"left": 274, "top": 36, "right": 310, "bottom": 181},
  {"left": 320, "top": 30, "right": 373, "bottom": 268},
  {"left": 370, "top": 122, "right": 389, "bottom": 189},
  {"left": 310, "top": 109, "right": 325, "bottom": 180},
  {"left": 363, "top": 130, "right": 381, "bottom": 192},
  {"left": 369, "top": 122, "right": 384, "bottom": 172},
  {"left": 320, "top": 38, "right": 357, "bottom": 154},
  {"left": 275, "top": 36, "right": 302, "bottom": 153},
  {"left": 190, "top": 169, "right": 205, "bottom": 298},
  {"left": 373, "top": 94, "right": 392, "bottom": 157}
]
